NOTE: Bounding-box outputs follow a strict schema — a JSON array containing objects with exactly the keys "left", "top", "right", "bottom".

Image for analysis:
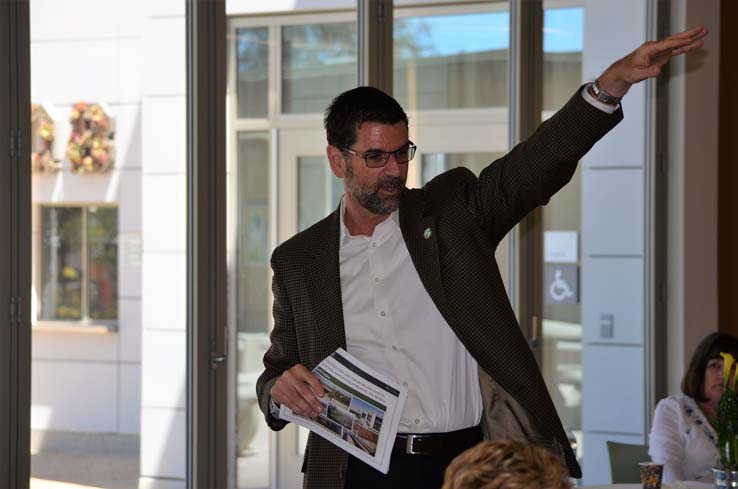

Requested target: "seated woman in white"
[{"left": 649, "top": 332, "right": 738, "bottom": 482}]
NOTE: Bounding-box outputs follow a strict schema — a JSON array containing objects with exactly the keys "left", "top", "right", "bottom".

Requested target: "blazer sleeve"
[
  {"left": 648, "top": 398, "right": 686, "bottom": 482},
  {"left": 255, "top": 258, "right": 298, "bottom": 431},
  {"left": 463, "top": 87, "right": 623, "bottom": 244}
]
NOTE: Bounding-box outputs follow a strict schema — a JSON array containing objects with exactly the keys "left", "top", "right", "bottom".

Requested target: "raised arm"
[{"left": 468, "top": 25, "right": 708, "bottom": 243}]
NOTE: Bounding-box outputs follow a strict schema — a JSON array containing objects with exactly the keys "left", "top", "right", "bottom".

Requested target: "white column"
[
  {"left": 139, "top": 1, "right": 188, "bottom": 487},
  {"left": 581, "top": 0, "right": 648, "bottom": 483}
]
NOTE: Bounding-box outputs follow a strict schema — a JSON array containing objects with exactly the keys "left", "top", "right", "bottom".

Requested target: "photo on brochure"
[{"left": 279, "top": 349, "right": 407, "bottom": 473}]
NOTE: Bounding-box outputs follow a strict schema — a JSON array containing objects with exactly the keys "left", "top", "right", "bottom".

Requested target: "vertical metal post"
[
  {"left": 510, "top": 0, "right": 544, "bottom": 362},
  {"left": 358, "top": 0, "right": 393, "bottom": 93},
  {"left": 187, "top": 0, "right": 228, "bottom": 487},
  {"left": 0, "top": 0, "right": 31, "bottom": 486}
]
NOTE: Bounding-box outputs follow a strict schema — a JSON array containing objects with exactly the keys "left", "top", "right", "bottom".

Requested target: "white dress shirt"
[
  {"left": 339, "top": 200, "right": 483, "bottom": 434},
  {"left": 648, "top": 395, "right": 719, "bottom": 483}
]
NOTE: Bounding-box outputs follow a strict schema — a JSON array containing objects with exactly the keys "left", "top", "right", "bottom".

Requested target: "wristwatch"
[{"left": 589, "top": 80, "right": 622, "bottom": 106}]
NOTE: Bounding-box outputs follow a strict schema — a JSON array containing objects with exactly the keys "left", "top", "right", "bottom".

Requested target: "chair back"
[{"left": 606, "top": 440, "right": 650, "bottom": 483}]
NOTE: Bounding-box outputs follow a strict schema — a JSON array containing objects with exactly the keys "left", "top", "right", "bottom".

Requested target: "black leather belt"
[{"left": 393, "top": 425, "right": 482, "bottom": 455}]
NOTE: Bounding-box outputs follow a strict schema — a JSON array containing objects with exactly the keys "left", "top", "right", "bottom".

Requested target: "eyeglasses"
[{"left": 339, "top": 141, "right": 417, "bottom": 168}]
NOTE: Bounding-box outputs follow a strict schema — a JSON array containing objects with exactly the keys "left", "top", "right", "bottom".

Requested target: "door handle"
[{"left": 210, "top": 326, "right": 228, "bottom": 369}]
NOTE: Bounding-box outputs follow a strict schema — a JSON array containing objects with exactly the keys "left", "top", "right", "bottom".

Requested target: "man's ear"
[{"left": 327, "top": 145, "right": 346, "bottom": 179}]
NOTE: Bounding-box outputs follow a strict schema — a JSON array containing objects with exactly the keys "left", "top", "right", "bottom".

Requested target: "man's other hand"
[
  {"left": 270, "top": 364, "right": 325, "bottom": 418},
  {"left": 598, "top": 25, "right": 708, "bottom": 99}
]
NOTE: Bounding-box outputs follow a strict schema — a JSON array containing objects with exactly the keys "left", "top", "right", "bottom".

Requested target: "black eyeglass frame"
[{"left": 338, "top": 141, "right": 417, "bottom": 168}]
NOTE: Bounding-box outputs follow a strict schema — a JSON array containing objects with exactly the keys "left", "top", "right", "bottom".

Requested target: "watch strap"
[{"left": 590, "top": 80, "right": 622, "bottom": 106}]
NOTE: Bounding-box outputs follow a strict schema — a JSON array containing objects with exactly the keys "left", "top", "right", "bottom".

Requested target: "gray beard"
[{"left": 344, "top": 159, "right": 405, "bottom": 215}]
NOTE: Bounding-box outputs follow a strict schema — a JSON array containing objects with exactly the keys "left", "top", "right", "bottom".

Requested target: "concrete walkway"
[{"left": 30, "top": 431, "right": 139, "bottom": 489}]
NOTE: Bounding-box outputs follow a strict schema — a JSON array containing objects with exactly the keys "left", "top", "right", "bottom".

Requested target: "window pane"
[
  {"left": 236, "top": 132, "right": 270, "bottom": 334},
  {"left": 541, "top": 3, "right": 584, "bottom": 462},
  {"left": 231, "top": 131, "right": 271, "bottom": 488},
  {"left": 40, "top": 207, "right": 83, "bottom": 320},
  {"left": 394, "top": 12, "right": 508, "bottom": 110},
  {"left": 421, "top": 152, "right": 502, "bottom": 185},
  {"left": 298, "top": 156, "right": 343, "bottom": 232},
  {"left": 236, "top": 27, "right": 269, "bottom": 118},
  {"left": 543, "top": 8, "right": 583, "bottom": 110},
  {"left": 282, "top": 23, "right": 357, "bottom": 114},
  {"left": 87, "top": 207, "right": 118, "bottom": 320}
]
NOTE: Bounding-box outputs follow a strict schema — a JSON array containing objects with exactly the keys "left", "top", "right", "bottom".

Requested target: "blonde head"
[{"left": 442, "top": 440, "right": 573, "bottom": 489}]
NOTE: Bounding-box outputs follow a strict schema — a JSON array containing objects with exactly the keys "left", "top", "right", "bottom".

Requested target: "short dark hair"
[
  {"left": 323, "top": 86, "right": 408, "bottom": 149},
  {"left": 682, "top": 332, "right": 738, "bottom": 402}
]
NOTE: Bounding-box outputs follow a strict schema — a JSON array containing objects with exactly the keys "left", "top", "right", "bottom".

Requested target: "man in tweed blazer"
[{"left": 256, "top": 27, "right": 707, "bottom": 489}]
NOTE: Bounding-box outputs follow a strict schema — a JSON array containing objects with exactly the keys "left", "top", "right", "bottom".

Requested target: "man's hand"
[
  {"left": 598, "top": 25, "right": 708, "bottom": 99},
  {"left": 270, "top": 364, "right": 325, "bottom": 418}
]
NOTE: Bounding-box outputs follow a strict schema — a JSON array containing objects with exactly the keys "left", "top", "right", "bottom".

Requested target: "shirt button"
[
  {"left": 414, "top": 419, "right": 420, "bottom": 425},
  {"left": 380, "top": 311, "right": 386, "bottom": 317},
  {"left": 374, "top": 277, "right": 380, "bottom": 283},
  {"left": 392, "top": 345, "right": 398, "bottom": 351},
  {"left": 402, "top": 382, "right": 408, "bottom": 387}
]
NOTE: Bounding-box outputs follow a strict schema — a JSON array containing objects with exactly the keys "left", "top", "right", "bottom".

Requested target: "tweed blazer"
[{"left": 256, "top": 89, "right": 623, "bottom": 489}]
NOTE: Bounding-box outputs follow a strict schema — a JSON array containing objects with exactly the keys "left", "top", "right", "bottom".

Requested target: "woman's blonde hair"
[{"left": 442, "top": 440, "right": 573, "bottom": 489}]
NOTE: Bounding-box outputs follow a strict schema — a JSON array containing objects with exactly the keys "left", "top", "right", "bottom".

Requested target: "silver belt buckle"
[{"left": 405, "top": 434, "right": 418, "bottom": 454}]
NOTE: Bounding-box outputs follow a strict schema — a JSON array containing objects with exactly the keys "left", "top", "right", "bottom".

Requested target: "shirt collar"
[{"left": 339, "top": 195, "right": 400, "bottom": 245}]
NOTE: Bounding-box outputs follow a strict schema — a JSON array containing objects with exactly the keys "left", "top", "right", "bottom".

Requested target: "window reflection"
[
  {"left": 236, "top": 132, "right": 270, "bottom": 334},
  {"left": 543, "top": 7, "right": 584, "bottom": 110},
  {"left": 87, "top": 207, "right": 118, "bottom": 320},
  {"left": 540, "top": 4, "right": 584, "bottom": 461},
  {"left": 421, "top": 152, "right": 502, "bottom": 185},
  {"left": 394, "top": 12, "right": 509, "bottom": 110},
  {"left": 237, "top": 27, "right": 269, "bottom": 118},
  {"left": 282, "top": 23, "right": 357, "bottom": 114},
  {"left": 41, "top": 207, "right": 83, "bottom": 320},
  {"left": 298, "top": 156, "right": 343, "bottom": 232}
]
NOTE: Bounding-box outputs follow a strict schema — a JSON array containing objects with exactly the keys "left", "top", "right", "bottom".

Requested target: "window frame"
[{"left": 1, "top": 0, "right": 32, "bottom": 486}]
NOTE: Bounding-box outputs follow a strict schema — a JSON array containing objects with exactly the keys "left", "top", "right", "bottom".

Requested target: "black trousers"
[{"left": 344, "top": 432, "right": 483, "bottom": 489}]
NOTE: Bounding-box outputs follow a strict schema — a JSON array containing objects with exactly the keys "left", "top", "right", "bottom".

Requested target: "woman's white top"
[{"left": 648, "top": 395, "right": 720, "bottom": 483}]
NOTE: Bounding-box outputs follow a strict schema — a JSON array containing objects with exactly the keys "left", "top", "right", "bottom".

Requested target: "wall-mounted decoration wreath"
[
  {"left": 66, "top": 102, "right": 115, "bottom": 174},
  {"left": 31, "top": 104, "right": 61, "bottom": 172}
]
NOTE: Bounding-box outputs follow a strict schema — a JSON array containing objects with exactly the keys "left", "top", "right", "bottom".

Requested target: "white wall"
[
  {"left": 29, "top": 0, "right": 144, "bottom": 436},
  {"left": 580, "top": 0, "right": 648, "bottom": 483},
  {"left": 138, "top": 0, "right": 188, "bottom": 487}
]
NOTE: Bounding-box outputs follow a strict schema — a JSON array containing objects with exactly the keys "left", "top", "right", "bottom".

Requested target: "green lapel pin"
[{"left": 423, "top": 227, "right": 431, "bottom": 239}]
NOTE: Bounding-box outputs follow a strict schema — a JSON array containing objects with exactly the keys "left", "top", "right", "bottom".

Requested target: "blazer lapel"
[
  {"left": 399, "top": 190, "right": 456, "bottom": 327},
  {"left": 303, "top": 209, "right": 347, "bottom": 365}
]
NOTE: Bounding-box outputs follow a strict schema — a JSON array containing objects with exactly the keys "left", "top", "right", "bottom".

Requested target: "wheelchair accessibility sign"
[{"left": 544, "top": 264, "right": 578, "bottom": 305}]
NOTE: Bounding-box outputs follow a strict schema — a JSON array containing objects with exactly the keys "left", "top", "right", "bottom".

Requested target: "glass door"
[
  {"left": 278, "top": 128, "right": 338, "bottom": 489},
  {"left": 539, "top": 0, "right": 585, "bottom": 462},
  {"left": 226, "top": 10, "right": 357, "bottom": 489}
]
